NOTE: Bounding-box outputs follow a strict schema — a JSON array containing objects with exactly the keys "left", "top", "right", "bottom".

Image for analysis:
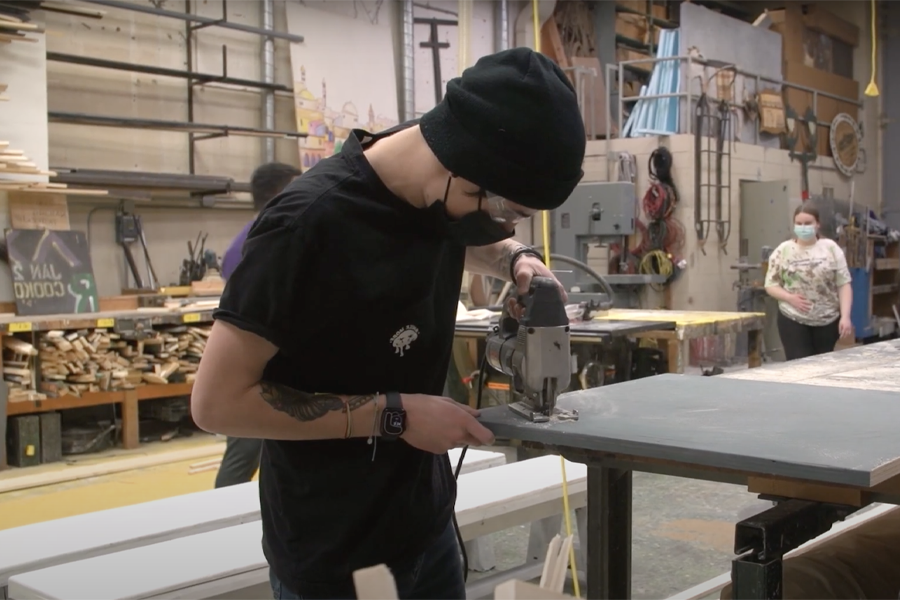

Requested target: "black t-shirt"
[{"left": 213, "top": 124, "right": 466, "bottom": 590}]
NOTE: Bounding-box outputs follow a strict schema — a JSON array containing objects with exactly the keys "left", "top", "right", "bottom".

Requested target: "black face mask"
[{"left": 428, "top": 177, "right": 515, "bottom": 247}]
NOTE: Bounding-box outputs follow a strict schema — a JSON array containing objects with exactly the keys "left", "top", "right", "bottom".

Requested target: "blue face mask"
[{"left": 794, "top": 224, "right": 816, "bottom": 241}]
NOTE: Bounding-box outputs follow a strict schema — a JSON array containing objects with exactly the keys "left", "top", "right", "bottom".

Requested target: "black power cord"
[{"left": 452, "top": 354, "right": 488, "bottom": 582}]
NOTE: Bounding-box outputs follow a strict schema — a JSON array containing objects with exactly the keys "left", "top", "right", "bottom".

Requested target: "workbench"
[
  {"left": 0, "top": 306, "right": 216, "bottom": 469},
  {"left": 478, "top": 339, "right": 900, "bottom": 600},
  {"left": 593, "top": 309, "right": 765, "bottom": 373},
  {"left": 455, "top": 308, "right": 765, "bottom": 374}
]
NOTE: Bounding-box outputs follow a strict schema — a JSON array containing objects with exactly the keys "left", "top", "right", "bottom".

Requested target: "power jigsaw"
[{"left": 484, "top": 277, "right": 578, "bottom": 423}]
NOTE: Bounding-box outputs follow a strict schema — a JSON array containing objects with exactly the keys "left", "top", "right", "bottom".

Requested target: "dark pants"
[
  {"left": 213, "top": 436, "right": 262, "bottom": 489},
  {"left": 777, "top": 312, "right": 841, "bottom": 361},
  {"left": 269, "top": 521, "right": 465, "bottom": 600}
]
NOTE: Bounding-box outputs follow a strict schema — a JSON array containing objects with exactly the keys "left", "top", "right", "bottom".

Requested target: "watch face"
[{"left": 381, "top": 408, "right": 406, "bottom": 437}]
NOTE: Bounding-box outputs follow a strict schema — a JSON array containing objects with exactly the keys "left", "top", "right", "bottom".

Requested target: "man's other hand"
[{"left": 401, "top": 394, "right": 494, "bottom": 453}]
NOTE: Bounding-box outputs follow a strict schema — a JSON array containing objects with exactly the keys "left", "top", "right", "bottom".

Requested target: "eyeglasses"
[{"left": 483, "top": 193, "right": 534, "bottom": 224}]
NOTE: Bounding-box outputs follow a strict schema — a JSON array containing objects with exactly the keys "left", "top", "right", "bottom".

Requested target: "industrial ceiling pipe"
[
  {"left": 498, "top": 0, "right": 509, "bottom": 51},
  {"left": 402, "top": 0, "right": 415, "bottom": 121},
  {"left": 262, "top": 0, "right": 276, "bottom": 163}
]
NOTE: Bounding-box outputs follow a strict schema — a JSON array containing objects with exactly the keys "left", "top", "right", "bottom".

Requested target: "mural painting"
[{"left": 286, "top": 2, "right": 399, "bottom": 170}]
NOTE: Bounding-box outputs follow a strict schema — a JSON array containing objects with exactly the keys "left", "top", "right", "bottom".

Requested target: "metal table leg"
[
  {"left": 586, "top": 465, "right": 632, "bottom": 600},
  {"left": 731, "top": 499, "right": 853, "bottom": 600}
]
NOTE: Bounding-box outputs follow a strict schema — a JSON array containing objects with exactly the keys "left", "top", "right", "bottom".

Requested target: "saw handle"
[{"left": 518, "top": 276, "right": 570, "bottom": 328}]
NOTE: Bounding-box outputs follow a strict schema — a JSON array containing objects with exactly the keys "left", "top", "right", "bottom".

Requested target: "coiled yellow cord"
[
  {"left": 639, "top": 249, "right": 674, "bottom": 293},
  {"left": 533, "top": 3, "right": 579, "bottom": 595}
]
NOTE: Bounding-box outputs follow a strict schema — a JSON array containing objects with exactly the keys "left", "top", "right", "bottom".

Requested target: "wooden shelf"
[
  {"left": 875, "top": 258, "right": 900, "bottom": 271},
  {"left": 0, "top": 307, "right": 216, "bottom": 334},
  {"left": 6, "top": 383, "right": 193, "bottom": 416}
]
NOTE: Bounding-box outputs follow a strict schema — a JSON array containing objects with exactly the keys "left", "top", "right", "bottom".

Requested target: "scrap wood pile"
[
  {"left": 0, "top": 141, "right": 108, "bottom": 195},
  {"left": 2, "top": 325, "right": 211, "bottom": 400},
  {"left": 0, "top": 1, "right": 42, "bottom": 45}
]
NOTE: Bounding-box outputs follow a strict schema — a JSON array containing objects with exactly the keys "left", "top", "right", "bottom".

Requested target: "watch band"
[
  {"left": 380, "top": 391, "right": 406, "bottom": 441},
  {"left": 508, "top": 246, "right": 545, "bottom": 283}
]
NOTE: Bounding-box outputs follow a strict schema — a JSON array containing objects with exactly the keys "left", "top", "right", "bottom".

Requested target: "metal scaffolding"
[{"left": 48, "top": 0, "right": 306, "bottom": 193}]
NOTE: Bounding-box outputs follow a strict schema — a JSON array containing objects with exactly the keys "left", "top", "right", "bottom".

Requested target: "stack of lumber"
[
  {"left": 0, "top": 142, "right": 107, "bottom": 195},
  {"left": 0, "top": 8, "right": 41, "bottom": 44},
  {"left": 2, "top": 335, "right": 46, "bottom": 402},
  {"left": 2, "top": 326, "right": 210, "bottom": 400}
]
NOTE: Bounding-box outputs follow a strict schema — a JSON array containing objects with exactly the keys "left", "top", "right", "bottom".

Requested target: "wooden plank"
[
  {"left": 121, "top": 389, "right": 139, "bottom": 450},
  {"left": 7, "top": 384, "right": 194, "bottom": 416},
  {"left": 596, "top": 309, "right": 764, "bottom": 342},
  {"left": 747, "top": 476, "right": 867, "bottom": 506},
  {"left": 7, "top": 389, "right": 124, "bottom": 415},
  {"left": 0, "top": 442, "right": 226, "bottom": 494},
  {"left": 353, "top": 565, "right": 399, "bottom": 600},
  {"left": 496, "top": 580, "right": 573, "bottom": 600}
]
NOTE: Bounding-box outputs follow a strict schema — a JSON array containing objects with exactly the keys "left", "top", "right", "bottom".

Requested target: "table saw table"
[
  {"left": 478, "top": 345, "right": 900, "bottom": 600},
  {"left": 455, "top": 318, "right": 677, "bottom": 342}
]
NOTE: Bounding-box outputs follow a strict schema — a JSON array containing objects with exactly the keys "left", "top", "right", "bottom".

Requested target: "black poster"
[{"left": 6, "top": 229, "right": 99, "bottom": 316}]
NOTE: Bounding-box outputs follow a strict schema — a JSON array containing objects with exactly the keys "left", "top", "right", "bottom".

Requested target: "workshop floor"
[{"left": 0, "top": 367, "right": 756, "bottom": 598}]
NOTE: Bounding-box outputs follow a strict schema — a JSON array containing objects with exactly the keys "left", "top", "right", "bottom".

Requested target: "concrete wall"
[{"left": 0, "top": 14, "right": 50, "bottom": 304}]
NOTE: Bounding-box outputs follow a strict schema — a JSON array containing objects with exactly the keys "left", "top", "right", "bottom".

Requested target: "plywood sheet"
[
  {"left": 725, "top": 340, "right": 900, "bottom": 393},
  {"left": 478, "top": 374, "right": 900, "bottom": 487}
]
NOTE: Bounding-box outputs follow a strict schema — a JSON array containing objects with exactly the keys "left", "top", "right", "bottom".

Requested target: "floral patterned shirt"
[{"left": 764, "top": 238, "right": 852, "bottom": 326}]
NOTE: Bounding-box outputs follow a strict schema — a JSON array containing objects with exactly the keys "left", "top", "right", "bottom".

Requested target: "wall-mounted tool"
[
  {"left": 179, "top": 232, "right": 210, "bottom": 285},
  {"left": 784, "top": 105, "right": 818, "bottom": 201},
  {"left": 693, "top": 65, "right": 735, "bottom": 255},
  {"left": 115, "top": 207, "right": 157, "bottom": 290}
]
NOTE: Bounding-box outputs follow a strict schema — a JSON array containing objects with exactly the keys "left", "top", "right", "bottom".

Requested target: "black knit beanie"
[{"left": 420, "top": 47, "right": 585, "bottom": 211}]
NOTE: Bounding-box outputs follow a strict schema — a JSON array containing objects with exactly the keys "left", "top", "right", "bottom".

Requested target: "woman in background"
[{"left": 764, "top": 205, "right": 853, "bottom": 360}]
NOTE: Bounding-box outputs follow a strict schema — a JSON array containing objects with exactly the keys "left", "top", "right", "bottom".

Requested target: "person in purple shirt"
[{"left": 214, "top": 162, "right": 302, "bottom": 489}]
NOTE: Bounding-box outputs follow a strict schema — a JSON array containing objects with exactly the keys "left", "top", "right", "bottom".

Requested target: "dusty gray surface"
[{"left": 479, "top": 374, "right": 900, "bottom": 487}]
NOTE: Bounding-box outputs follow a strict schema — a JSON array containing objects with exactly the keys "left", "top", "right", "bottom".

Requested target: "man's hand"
[
  {"left": 509, "top": 254, "right": 568, "bottom": 318},
  {"left": 401, "top": 394, "right": 494, "bottom": 454}
]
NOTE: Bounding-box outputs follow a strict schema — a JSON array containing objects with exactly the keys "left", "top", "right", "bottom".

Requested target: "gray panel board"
[{"left": 478, "top": 374, "right": 900, "bottom": 488}]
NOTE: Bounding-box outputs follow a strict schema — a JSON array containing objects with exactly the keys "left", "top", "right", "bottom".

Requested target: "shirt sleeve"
[
  {"left": 764, "top": 245, "right": 783, "bottom": 288},
  {"left": 213, "top": 221, "right": 315, "bottom": 351},
  {"left": 831, "top": 242, "right": 852, "bottom": 287}
]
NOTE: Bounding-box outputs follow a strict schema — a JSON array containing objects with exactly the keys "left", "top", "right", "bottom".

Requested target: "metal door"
[
  {"left": 883, "top": 1, "right": 900, "bottom": 230},
  {"left": 739, "top": 180, "right": 792, "bottom": 362}
]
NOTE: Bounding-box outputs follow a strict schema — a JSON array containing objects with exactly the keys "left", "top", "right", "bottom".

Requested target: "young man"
[
  {"left": 214, "top": 162, "right": 302, "bottom": 489},
  {"left": 192, "top": 48, "right": 585, "bottom": 600}
]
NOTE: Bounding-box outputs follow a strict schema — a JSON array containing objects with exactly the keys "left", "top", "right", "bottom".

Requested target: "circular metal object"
[{"left": 830, "top": 113, "right": 861, "bottom": 178}]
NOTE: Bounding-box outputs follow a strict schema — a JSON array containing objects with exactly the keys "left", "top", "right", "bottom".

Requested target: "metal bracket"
[{"left": 731, "top": 499, "right": 854, "bottom": 600}]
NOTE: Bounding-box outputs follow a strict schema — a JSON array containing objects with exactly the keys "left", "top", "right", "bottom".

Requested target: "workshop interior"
[{"left": 0, "top": 0, "right": 898, "bottom": 599}]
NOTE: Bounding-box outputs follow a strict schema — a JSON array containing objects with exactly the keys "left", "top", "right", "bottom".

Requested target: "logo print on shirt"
[{"left": 390, "top": 325, "right": 420, "bottom": 357}]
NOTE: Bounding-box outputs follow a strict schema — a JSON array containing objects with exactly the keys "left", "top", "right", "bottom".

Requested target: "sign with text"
[
  {"left": 7, "top": 192, "right": 71, "bottom": 230},
  {"left": 6, "top": 228, "right": 99, "bottom": 316}
]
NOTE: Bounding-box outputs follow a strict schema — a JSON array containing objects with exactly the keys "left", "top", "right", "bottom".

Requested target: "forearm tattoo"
[{"left": 259, "top": 381, "right": 376, "bottom": 423}]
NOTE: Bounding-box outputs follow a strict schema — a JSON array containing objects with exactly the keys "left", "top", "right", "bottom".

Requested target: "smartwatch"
[{"left": 379, "top": 391, "right": 406, "bottom": 441}]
